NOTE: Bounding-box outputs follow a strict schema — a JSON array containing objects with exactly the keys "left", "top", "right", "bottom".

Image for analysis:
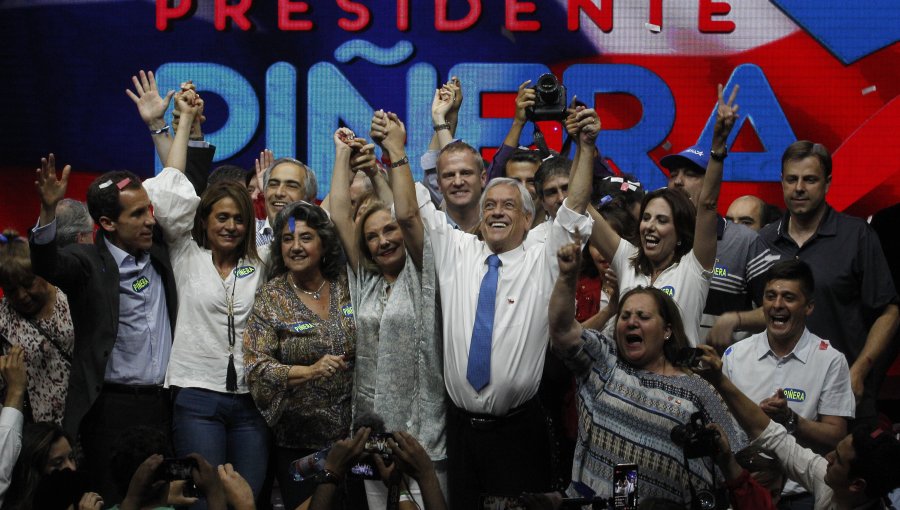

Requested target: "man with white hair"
[{"left": 390, "top": 106, "right": 598, "bottom": 508}]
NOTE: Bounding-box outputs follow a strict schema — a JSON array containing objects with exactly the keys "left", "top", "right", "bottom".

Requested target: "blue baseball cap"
[{"left": 660, "top": 145, "right": 709, "bottom": 174}]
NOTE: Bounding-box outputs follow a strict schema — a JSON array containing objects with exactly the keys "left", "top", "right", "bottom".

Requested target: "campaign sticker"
[
  {"left": 234, "top": 265, "right": 256, "bottom": 279},
  {"left": 782, "top": 388, "right": 806, "bottom": 402},
  {"left": 660, "top": 285, "right": 675, "bottom": 297},
  {"left": 714, "top": 262, "right": 729, "bottom": 277},
  {"left": 342, "top": 304, "right": 354, "bottom": 318},
  {"left": 291, "top": 322, "right": 315, "bottom": 333},
  {"left": 132, "top": 276, "right": 150, "bottom": 293}
]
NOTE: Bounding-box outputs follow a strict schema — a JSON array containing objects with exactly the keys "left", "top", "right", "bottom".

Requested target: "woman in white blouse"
[{"left": 143, "top": 89, "right": 269, "bottom": 503}]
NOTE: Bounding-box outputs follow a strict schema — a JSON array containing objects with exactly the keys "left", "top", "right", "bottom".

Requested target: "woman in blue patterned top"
[{"left": 548, "top": 240, "right": 744, "bottom": 507}]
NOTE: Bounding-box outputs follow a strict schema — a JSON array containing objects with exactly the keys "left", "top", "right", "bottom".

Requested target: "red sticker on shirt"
[{"left": 819, "top": 341, "right": 828, "bottom": 350}]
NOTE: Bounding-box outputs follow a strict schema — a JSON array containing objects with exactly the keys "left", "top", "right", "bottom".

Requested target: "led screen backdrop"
[{"left": 1, "top": 0, "right": 898, "bottom": 229}]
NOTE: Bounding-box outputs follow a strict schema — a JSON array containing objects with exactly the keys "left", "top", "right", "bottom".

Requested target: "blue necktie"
[{"left": 467, "top": 254, "right": 501, "bottom": 392}]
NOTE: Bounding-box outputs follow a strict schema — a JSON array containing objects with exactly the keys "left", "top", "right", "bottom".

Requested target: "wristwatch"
[{"left": 710, "top": 147, "right": 728, "bottom": 161}]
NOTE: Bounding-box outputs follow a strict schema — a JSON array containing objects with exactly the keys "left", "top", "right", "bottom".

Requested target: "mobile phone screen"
[{"left": 613, "top": 463, "right": 638, "bottom": 510}]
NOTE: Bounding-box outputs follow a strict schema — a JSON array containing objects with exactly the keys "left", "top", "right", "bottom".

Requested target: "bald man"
[{"left": 726, "top": 195, "right": 766, "bottom": 231}]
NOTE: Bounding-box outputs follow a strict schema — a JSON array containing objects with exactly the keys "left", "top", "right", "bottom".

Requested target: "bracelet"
[
  {"left": 150, "top": 125, "right": 170, "bottom": 136},
  {"left": 389, "top": 155, "right": 409, "bottom": 169},
  {"left": 433, "top": 123, "right": 451, "bottom": 132}
]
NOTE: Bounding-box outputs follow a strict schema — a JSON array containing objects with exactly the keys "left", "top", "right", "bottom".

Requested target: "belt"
[
  {"left": 103, "top": 383, "right": 168, "bottom": 396},
  {"left": 451, "top": 397, "right": 540, "bottom": 431}
]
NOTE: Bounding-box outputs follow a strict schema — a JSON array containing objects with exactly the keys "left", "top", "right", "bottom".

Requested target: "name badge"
[
  {"left": 234, "top": 265, "right": 256, "bottom": 278},
  {"left": 342, "top": 304, "right": 354, "bottom": 318},
  {"left": 291, "top": 322, "right": 315, "bottom": 333},
  {"left": 132, "top": 276, "right": 150, "bottom": 293}
]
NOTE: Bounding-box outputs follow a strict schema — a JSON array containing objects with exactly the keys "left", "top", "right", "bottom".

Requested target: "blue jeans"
[{"left": 173, "top": 387, "right": 270, "bottom": 508}]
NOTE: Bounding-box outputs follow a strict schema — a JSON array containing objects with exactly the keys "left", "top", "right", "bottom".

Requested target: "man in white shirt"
[
  {"left": 700, "top": 345, "right": 900, "bottom": 510},
  {"left": 393, "top": 107, "right": 598, "bottom": 508},
  {"left": 0, "top": 346, "right": 25, "bottom": 506},
  {"left": 723, "top": 259, "right": 854, "bottom": 508}
]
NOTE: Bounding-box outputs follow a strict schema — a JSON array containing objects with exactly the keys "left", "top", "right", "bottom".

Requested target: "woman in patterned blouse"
[
  {"left": 547, "top": 240, "right": 744, "bottom": 507},
  {"left": 0, "top": 230, "right": 72, "bottom": 425},
  {"left": 244, "top": 202, "right": 356, "bottom": 509}
]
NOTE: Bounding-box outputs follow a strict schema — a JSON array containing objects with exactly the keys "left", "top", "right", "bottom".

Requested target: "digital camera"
[{"left": 528, "top": 73, "right": 568, "bottom": 122}]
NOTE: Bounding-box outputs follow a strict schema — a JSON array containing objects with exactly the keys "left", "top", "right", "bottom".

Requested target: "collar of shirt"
[
  {"left": 776, "top": 205, "right": 837, "bottom": 242},
  {"left": 257, "top": 217, "right": 273, "bottom": 236},
  {"left": 757, "top": 327, "right": 813, "bottom": 364},
  {"left": 103, "top": 236, "right": 150, "bottom": 270},
  {"left": 492, "top": 243, "right": 527, "bottom": 266}
]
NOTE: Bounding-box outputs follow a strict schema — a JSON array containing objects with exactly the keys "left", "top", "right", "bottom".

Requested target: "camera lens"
[
  {"left": 536, "top": 73, "right": 560, "bottom": 102},
  {"left": 695, "top": 489, "right": 717, "bottom": 510}
]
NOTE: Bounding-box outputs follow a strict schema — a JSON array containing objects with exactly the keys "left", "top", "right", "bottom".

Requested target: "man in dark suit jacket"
[{"left": 30, "top": 155, "right": 179, "bottom": 503}]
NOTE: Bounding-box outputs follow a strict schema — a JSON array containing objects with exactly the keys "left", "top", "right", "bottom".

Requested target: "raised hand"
[
  {"left": 34, "top": 153, "right": 71, "bottom": 213},
  {"left": 125, "top": 70, "right": 174, "bottom": 128},
  {"left": 350, "top": 142, "right": 378, "bottom": 175},
  {"left": 712, "top": 83, "right": 739, "bottom": 149},
  {"left": 382, "top": 112, "right": 407, "bottom": 153},
  {"left": 573, "top": 107, "right": 601, "bottom": 145},
  {"left": 446, "top": 76, "right": 463, "bottom": 116},
  {"left": 333, "top": 127, "right": 356, "bottom": 154},
  {"left": 174, "top": 87, "right": 202, "bottom": 121},
  {"left": 515, "top": 80, "right": 536, "bottom": 123},
  {"left": 370, "top": 110, "right": 389, "bottom": 146},
  {"left": 556, "top": 238, "right": 582, "bottom": 277},
  {"left": 564, "top": 103, "right": 585, "bottom": 138},
  {"left": 253, "top": 149, "right": 274, "bottom": 200},
  {"left": 695, "top": 344, "right": 725, "bottom": 385},
  {"left": 0, "top": 345, "right": 27, "bottom": 410},
  {"left": 431, "top": 87, "right": 455, "bottom": 123}
]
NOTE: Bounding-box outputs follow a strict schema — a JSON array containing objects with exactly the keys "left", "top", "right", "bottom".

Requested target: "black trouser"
[
  {"left": 447, "top": 398, "right": 554, "bottom": 510},
  {"left": 79, "top": 384, "right": 171, "bottom": 504}
]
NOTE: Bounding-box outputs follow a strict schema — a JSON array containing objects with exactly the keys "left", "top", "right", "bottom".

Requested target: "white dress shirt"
[
  {"left": 416, "top": 183, "right": 593, "bottom": 415},
  {"left": 0, "top": 407, "right": 23, "bottom": 506}
]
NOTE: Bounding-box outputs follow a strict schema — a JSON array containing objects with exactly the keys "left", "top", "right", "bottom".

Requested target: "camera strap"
[{"left": 529, "top": 118, "right": 553, "bottom": 160}]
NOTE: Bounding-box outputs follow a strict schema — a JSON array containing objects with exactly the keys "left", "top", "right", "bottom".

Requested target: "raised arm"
[
  {"left": 697, "top": 344, "right": 770, "bottom": 440},
  {"left": 550, "top": 240, "right": 586, "bottom": 351},
  {"left": 125, "top": 70, "right": 175, "bottom": 163},
  {"left": 695, "top": 84, "right": 739, "bottom": 270},
  {"left": 372, "top": 111, "right": 425, "bottom": 270},
  {"left": 565, "top": 107, "right": 599, "bottom": 214},
  {"left": 329, "top": 127, "right": 363, "bottom": 273},
  {"left": 431, "top": 86, "right": 456, "bottom": 149},
  {"left": 164, "top": 88, "right": 201, "bottom": 172},
  {"left": 759, "top": 388, "right": 847, "bottom": 452}
]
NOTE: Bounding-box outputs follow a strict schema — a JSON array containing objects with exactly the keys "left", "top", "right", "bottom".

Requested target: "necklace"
[{"left": 290, "top": 274, "right": 327, "bottom": 300}]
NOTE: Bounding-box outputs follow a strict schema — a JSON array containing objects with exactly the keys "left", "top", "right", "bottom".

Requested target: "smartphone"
[
  {"left": 673, "top": 347, "right": 705, "bottom": 369},
  {"left": 613, "top": 463, "right": 638, "bottom": 510},
  {"left": 158, "top": 457, "right": 198, "bottom": 481},
  {"left": 479, "top": 495, "right": 526, "bottom": 510}
]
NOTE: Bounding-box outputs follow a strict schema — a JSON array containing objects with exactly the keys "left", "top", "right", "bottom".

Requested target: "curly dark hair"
[
  {"left": 631, "top": 188, "right": 696, "bottom": 277},
  {"left": 269, "top": 201, "right": 344, "bottom": 281}
]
